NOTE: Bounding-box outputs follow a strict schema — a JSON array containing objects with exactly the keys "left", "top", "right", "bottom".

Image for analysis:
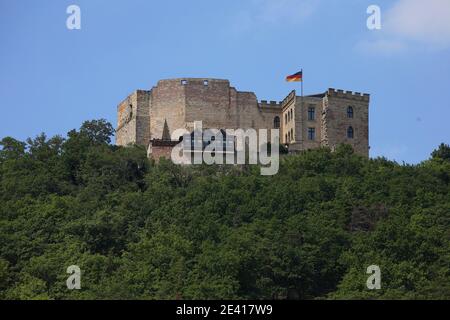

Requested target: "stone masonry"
[{"left": 116, "top": 78, "right": 370, "bottom": 158}]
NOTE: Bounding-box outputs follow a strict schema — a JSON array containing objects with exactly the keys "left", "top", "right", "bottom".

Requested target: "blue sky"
[{"left": 1, "top": 0, "right": 449, "bottom": 163}]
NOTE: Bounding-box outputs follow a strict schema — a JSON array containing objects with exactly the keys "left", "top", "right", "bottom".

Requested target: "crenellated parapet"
[
  {"left": 326, "top": 88, "right": 370, "bottom": 102},
  {"left": 259, "top": 100, "right": 281, "bottom": 109}
]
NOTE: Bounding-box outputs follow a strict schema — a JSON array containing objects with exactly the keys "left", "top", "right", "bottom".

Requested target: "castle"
[{"left": 116, "top": 78, "right": 370, "bottom": 159}]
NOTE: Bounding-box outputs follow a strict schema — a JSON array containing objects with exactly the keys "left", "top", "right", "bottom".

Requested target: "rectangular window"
[
  {"left": 308, "top": 127, "right": 315, "bottom": 140},
  {"left": 308, "top": 107, "right": 315, "bottom": 121}
]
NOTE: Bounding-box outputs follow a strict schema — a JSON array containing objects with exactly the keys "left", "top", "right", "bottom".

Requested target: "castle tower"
[
  {"left": 322, "top": 89, "right": 370, "bottom": 156},
  {"left": 116, "top": 90, "right": 151, "bottom": 147}
]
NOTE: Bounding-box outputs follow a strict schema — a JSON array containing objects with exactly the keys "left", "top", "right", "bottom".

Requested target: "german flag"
[{"left": 286, "top": 70, "right": 303, "bottom": 82}]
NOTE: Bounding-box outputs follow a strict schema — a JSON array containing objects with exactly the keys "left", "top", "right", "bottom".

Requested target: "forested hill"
[{"left": 0, "top": 119, "right": 449, "bottom": 300}]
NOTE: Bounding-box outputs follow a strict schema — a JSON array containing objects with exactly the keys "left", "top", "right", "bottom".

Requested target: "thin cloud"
[
  {"left": 356, "top": 39, "right": 406, "bottom": 55},
  {"left": 230, "top": 0, "right": 319, "bottom": 33},
  {"left": 385, "top": 0, "right": 450, "bottom": 48},
  {"left": 255, "top": 0, "right": 318, "bottom": 24},
  {"left": 358, "top": 0, "right": 450, "bottom": 54}
]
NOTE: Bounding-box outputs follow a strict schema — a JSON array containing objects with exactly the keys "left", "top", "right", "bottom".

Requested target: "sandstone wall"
[
  {"left": 116, "top": 90, "right": 151, "bottom": 147},
  {"left": 150, "top": 79, "right": 186, "bottom": 141},
  {"left": 135, "top": 90, "right": 151, "bottom": 146},
  {"left": 116, "top": 79, "right": 370, "bottom": 158},
  {"left": 116, "top": 91, "right": 138, "bottom": 146},
  {"left": 282, "top": 92, "right": 296, "bottom": 145},
  {"left": 150, "top": 144, "right": 177, "bottom": 162},
  {"left": 184, "top": 79, "right": 234, "bottom": 130},
  {"left": 322, "top": 88, "right": 370, "bottom": 156},
  {"left": 298, "top": 96, "right": 323, "bottom": 150}
]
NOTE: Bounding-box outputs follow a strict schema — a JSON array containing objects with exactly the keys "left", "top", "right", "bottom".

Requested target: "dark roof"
[
  {"left": 151, "top": 139, "right": 179, "bottom": 147},
  {"left": 305, "top": 93, "right": 326, "bottom": 98}
]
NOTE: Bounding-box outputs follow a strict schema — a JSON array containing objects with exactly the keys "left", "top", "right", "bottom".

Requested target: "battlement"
[
  {"left": 259, "top": 100, "right": 281, "bottom": 108},
  {"left": 157, "top": 78, "right": 231, "bottom": 87},
  {"left": 327, "top": 88, "right": 370, "bottom": 102}
]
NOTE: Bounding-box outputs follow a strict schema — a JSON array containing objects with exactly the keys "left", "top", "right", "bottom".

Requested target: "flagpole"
[
  {"left": 301, "top": 69, "right": 304, "bottom": 150},
  {"left": 301, "top": 68, "right": 304, "bottom": 98}
]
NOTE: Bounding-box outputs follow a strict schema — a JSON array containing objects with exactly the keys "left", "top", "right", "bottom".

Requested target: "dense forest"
[{"left": 0, "top": 119, "right": 449, "bottom": 300}]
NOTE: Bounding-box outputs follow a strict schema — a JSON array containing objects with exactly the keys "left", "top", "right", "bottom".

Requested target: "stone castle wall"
[
  {"left": 182, "top": 78, "right": 280, "bottom": 132},
  {"left": 322, "top": 89, "right": 370, "bottom": 155},
  {"left": 150, "top": 80, "right": 186, "bottom": 141},
  {"left": 296, "top": 96, "right": 323, "bottom": 151},
  {"left": 116, "top": 91, "right": 138, "bottom": 146},
  {"left": 116, "top": 90, "right": 152, "bottom": 147},
  {"left": 116, "top": 78, "right": 370, "bottom": 157}
]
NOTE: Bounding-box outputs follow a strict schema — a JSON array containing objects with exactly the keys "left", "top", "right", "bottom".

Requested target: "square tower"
[
  {"left": 116, "top": 90, "right": 151, "bottom": 147},
  {"left": 322, "top": 88, "right": 370, "bottom": 156},
  {"left": 279, "top": 88, "right": 370, "bottom": 157}
]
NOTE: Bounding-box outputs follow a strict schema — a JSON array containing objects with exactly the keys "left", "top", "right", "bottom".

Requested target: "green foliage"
[
  {"left": 431, "top": 143, "right": 450, "bottom": 161},
  {"left": 0, "top": 121, "right": 449, "bottom": 300},
  {"left": 79, "top": 119, "right": 114, "bottom": 145}
]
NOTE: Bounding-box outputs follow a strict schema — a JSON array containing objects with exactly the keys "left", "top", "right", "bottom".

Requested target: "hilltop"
[{"left": 0, "top": 120, "right": 449, "bottom": 299}]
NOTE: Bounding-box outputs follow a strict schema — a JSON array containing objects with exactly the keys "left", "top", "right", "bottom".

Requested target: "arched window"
[
  {"left": 285, "top": 113, "right": 288, "bottom": 124},
  {"left": 285, "top": 134, "right": 288, "bottom": 143},
  {"left": 291, "top": 128, "right": 294, "bottom": 141},
  {"left": 274, "top": 116, "right": 280, "bottom": 129},
  {"left": 347, "top": 106, "right": 354, "bottom": 118},
  {"left": 347, "top": 126, "right": 354, "bottom": 139},
  {"left": 288, "top": 131, "right": 291, "bottom": 142}
]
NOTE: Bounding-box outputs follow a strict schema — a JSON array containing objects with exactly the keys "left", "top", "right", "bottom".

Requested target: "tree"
[
  {"left": 0, "top": 121, "right": 449, "bottom": 300},
  {"left": 79, "top": 119, "right": 114, "bottom": 145},
  {"left": 0, "top": 137, "right": 26, "bottom": 160},
  {"left": 431, "top": 143, "right": 450, "bottom": 161}
]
